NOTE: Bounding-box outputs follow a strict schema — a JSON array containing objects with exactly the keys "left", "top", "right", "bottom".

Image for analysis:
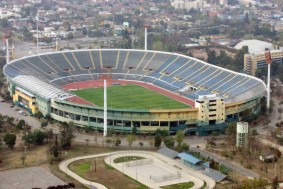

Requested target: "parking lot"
[
  {"left": 0, "top": 101, "right": 41, "bottom": 129},
  {"left": 0, "top": 167, "right": 65, "bottom": 189}
]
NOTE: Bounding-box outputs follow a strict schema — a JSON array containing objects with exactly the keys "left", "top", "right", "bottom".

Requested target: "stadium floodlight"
[
  {"left": 36, "top": 16, "right": 39, "bottom": 54},
  {"left": 142, "top": 25, "right": 150, "bottom": 50},
  {"left": 5, "top": 37, "right": 9, "bottom": 64},
  {"left": 103, "top": 79, "right": 107, "bottom": 137},
  {"left": 265, "top": 51, "right": 272, "bottom": 109}
]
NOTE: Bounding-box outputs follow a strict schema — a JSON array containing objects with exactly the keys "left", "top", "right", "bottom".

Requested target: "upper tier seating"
[{"left": 4, "top": 49, "right": 266, "bottom": 103}]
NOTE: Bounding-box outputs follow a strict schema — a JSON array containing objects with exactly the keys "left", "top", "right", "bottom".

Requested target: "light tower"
[
  {"left": 5, "top": 37, "right": 9, "bottom": 64},
  {"left": 265, "top": 51, "right": 272, "bottom": 109},
  {"left": 142, "top": 25, "right": 150, "bottom": 50},
  {"left": 36, "top": 16, "right": 39, "bottom": 54},
  {"left": 103, "top": 79, "right": 107, "bottom": 137}
]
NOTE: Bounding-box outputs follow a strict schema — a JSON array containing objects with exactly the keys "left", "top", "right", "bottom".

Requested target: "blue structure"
[{"left": 176, "top": 152, "right": 203, "bottom": 170}]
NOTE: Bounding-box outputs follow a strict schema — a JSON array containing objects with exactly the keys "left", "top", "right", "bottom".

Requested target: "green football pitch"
[{"left": 73, "top": 85, "right": 190, "bottom": 109}]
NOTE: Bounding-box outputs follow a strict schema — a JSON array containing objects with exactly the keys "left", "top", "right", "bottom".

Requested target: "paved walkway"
[{"left": 59, "top": 151, "right": 216, "bottom": 189}]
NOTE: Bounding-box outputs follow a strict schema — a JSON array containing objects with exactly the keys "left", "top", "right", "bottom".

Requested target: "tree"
[
  {"left": 182, "top": 143, "right": 189, "bottom": 152},
  {"left": 154, "top": 135, "right": 162, "bottom": 148},
  {"left": 241, "top": 177, "right": 268, "bottom": 189},
  {"left": 105, "top": 138, "right": 112, "bottom": 146},
  {"left": 59, "top": 122, "right": 75, "bottom": 149},
  {"left": 115, "top": 139, "right": 121, "bottom": 146},
  {"left": 226, "top": 123, "right": 236, "bottom": 149},
  {"left": 67, "top": 32, "right": 74, "bottom": 39},
  {"left": 139, "top": 142, "right": 143, "bottom": 148},
  {"left": 52, "top": 135, "right": 60, "bottom": 158},
  {"left": 234, "top": 46, "right": 249, "bottom": 72},
  {"left": 22, "top": 132, "right": 34, "bottom": 148},
  {"left": 175, "top": 130, "right": 184, "bottom": 147},
  {"left": 272, "top": 176, "right": 279, "bottom": 189},
  {"left": 0, "top": 18, "right": 10, "bottom": 28},
  {"left": 33, "top": 130, "right": 46, "bottom": 145},
  {"left": 17, "top": 119, "right": 25, "bottom": 130},
  {"left": 279, "top": 65, "right": 283, "bottom": 83},
  {"left": 4, "top": 133, "right": 16, "bottom": 149},
  {"left": 131, "top": 127, "right": 137, "bottom": 135},
  {"left": 155, "top": 129, "right": 169, "bottom": 138},
  {"left": 163, "top": 136, "right": 175, "bottom": 148},
  {"left": 278, "top": 107, "right": 282, "bottom": 119},
  {"left": 207, "top": 49, "right": 217, "bottom": 64},
  {"left": 126, "top": 135, "right": 136, "bottom": 147},
  {"left": 41, "top": 121, "right": 48, "bottom": 128},
  {"left": 85, "top": 139, "right": 90, "bottom": 146},
  {"left": 275, "top": 86, "right": 282, "bottom": 98},
  {"left": 20, "top": 154, "right": 26, "bottom": 166},
  {"left": 209, "top": 159, "right": 216, "bottom": 169}
]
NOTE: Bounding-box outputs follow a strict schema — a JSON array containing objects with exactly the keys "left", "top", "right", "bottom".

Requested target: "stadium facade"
[{"left": 4, "top": 49, "right": 266, "bottom": 135}]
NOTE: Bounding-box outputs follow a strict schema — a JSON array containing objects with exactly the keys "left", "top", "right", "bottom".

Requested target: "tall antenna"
[
  {"left": 103, "top": 79, "right": 107, "bottom": 137},
  {"left": 265, "top": 51, "right": 272, "bottom": 109},
  {"left": 142, "top": 25, "right": 150, "bottom": 50}
]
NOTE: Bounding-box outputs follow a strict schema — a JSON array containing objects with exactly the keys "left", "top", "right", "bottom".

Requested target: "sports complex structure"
[{"left": 3, "top": 49, "right": 266, "bottom": 135}]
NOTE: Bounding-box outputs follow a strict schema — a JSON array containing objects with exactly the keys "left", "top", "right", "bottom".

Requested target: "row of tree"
[{"left": 206, "top": 46, "right": 248, "bottom": 72}]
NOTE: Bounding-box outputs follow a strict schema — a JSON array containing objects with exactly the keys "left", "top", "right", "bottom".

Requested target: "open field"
[{"left": 73, "top": 84, "right": 190, "bottom": 109}]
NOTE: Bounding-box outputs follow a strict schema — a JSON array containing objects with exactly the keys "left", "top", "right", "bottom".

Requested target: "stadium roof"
[
  {"left": 177, "top": 152, "right": 202, "bottom": 165},
  {"left": 12, "top": 75, "right": 74, "bottom": 100},
  {"left": 234, "top": 40, "right": 274, "bottom": 54}
]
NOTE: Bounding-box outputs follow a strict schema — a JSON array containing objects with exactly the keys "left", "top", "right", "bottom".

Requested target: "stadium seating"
[
  {"left": 201, "top": 167, "right": 227, "bottom": 182},
  {"left": 157, "top": 146, "right": 179, "bottom": 159},
  {"left": 4, "top": 49, "right": 266, "bottom": 103}
]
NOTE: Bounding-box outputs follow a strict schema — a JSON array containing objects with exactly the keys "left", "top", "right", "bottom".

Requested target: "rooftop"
[
  {"left": 12, "top": 75, "right": 73, "bottom": 101},
  {"left": 177, "top": 152, "right": 202, "bottom": 165},
  {"left": 234, "top": 39, "right": 274, "bottom": 54}
]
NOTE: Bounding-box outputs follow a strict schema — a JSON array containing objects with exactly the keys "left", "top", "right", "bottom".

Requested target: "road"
[
  {"left": 190, "top": 147, "right": 260, "bottom": 179},
  {"left": 0, "top": 100, "right": 274, "bottom": 180},
  {"left": 0, "top": 101, "right": 207, "bottom": 148}
]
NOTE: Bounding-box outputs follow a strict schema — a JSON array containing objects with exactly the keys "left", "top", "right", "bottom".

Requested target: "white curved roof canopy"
[
  {"left": 12, "top": 75, "right": 74, "bottom": 100},
  {"left": 234, "top": 40, "right": 274, "bottom": 54}
]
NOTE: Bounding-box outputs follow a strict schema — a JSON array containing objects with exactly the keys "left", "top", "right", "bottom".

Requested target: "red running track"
[{"left": 63, "top": 80, "right": 195, "bottom": 107}]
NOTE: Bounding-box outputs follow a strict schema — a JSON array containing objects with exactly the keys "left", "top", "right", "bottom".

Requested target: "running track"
[{"left": 63, "top": 80, "right": 195, "bottom": 107}]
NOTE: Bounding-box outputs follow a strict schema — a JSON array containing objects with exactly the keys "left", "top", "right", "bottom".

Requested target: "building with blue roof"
[{"left": 176, "top": 152, "right": 203, "bottom": 170}]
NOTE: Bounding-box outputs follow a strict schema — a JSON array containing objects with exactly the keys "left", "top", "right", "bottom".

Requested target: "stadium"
[{"left": 3, "top": 49, "right": 266, "bottom": 135}]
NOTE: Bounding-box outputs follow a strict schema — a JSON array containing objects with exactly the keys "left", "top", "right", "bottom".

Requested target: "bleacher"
[
  {"left": 4, "top": 49, "right": 266, "bottom": 103},
  {"left": 202, "top": 167, "right": 227, "bottom": 182},
  {"left": 157, "top": 146, "right": 179, "bottom": 159}
]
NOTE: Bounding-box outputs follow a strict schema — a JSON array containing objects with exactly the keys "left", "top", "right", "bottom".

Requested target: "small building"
[
  {"left": 176, "top": 152, "right": 203, "bottom": 170},
  {"left": 259, "top": 155, "right": 277, "bottom": 163}
]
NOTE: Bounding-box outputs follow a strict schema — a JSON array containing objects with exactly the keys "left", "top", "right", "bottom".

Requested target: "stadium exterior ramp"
[{"left": 4, "top": 49, "right": 266, "bottom": 135}]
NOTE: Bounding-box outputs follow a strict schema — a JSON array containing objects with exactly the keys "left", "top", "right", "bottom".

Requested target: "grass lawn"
[
  {"left": 73, "top": 84, "right": 190, "bottom": 109},
  {"left": 113, "top": 156, "right": 145, "bottom": 163},
  {"left": 69, "top": 157, "right": 148, "bottom": 189},
  {"left": 161, "top": 182, "right": 194, "bottom": 189}
]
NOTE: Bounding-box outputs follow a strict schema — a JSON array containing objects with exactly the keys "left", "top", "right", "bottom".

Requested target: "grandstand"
[{"left": 4, "top": 49, "right": 266, "bottom": 135}]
